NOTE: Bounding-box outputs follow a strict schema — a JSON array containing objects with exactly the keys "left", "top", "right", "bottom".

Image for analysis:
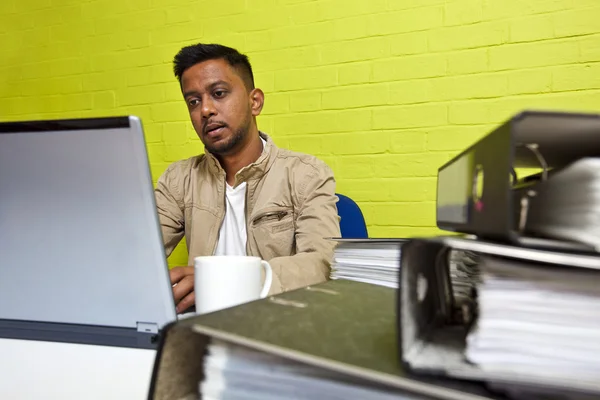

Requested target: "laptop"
[{"left": 0, "top": 116, "right": 177, "bottom": 350}]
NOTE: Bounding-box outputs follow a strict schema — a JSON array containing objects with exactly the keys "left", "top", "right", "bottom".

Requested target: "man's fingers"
[
  {"left": 169, "top": 266, "right": 194, "bottom": 285},
  {"left": 172, "top": 275, "right": 194, "bottom": 303},
  {"left": 176, "top": 291, "right": 196, "bottom": 314}
]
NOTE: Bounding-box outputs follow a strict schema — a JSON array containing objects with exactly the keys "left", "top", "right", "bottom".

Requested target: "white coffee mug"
[{"left": 194, "top": 256, "right": 273, "bottom": 315}]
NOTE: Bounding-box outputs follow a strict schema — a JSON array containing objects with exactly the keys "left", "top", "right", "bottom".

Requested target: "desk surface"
[{"left": 0, "top": 338, "right": 156, "bottom": 399}]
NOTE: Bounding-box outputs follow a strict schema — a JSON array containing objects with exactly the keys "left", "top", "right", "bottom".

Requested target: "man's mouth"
[{"left": 204, "top": 123, "right": 226, "bottom": 136}]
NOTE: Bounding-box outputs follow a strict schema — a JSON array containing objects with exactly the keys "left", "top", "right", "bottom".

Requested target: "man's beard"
[{"left": 204, "top": 125, "right": 246, "bottom": 155}]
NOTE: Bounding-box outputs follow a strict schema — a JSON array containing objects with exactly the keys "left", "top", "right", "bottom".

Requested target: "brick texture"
[{"left": 1, "top": 0, "right": 599, "bottom": 265}]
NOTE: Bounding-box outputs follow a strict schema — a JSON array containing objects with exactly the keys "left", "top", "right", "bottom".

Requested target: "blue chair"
[{"left": 336, "top": 193, "right": 368, "bottom": 238}]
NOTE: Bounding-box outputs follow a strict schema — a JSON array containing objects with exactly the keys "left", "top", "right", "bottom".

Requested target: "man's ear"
[{"left": 249, "top": 88, "right": 264, "bottom": 117}]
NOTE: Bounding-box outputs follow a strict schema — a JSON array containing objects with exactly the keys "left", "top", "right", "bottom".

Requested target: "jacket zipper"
[{"left": 253, "top": 210, "right": 288, "bottom": 226}]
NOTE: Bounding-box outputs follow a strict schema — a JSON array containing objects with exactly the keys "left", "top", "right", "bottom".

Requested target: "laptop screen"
[{"left": 0, "top": 116, "right": 176, "bottom": 347}]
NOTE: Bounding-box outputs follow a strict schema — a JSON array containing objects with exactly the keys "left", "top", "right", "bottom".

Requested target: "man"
[{"left": 154, "top": 43, "right": 341, "bottom": 313}]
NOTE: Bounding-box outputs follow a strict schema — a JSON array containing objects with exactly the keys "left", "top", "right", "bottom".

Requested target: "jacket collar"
[{"left": 204, "top": 131, "right": 277, "bottom": 186}]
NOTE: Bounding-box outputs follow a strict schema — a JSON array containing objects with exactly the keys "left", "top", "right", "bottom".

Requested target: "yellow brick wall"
[{"left": 1, "top": 0, "right": 599, "bottom": 266}]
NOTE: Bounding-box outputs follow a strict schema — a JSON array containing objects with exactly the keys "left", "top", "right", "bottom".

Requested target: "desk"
[{"left": 0, "top": 338, "right": 156, "bottom": 399}]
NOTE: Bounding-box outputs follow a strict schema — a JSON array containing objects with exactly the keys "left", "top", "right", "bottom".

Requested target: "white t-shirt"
[{"left": 213, "top": 138, "right": 266, "bottom": 256}]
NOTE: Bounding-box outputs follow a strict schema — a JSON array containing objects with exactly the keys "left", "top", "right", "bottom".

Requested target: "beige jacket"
[{"left": 154, "top": 133, "right": 341, "bottom": 295}]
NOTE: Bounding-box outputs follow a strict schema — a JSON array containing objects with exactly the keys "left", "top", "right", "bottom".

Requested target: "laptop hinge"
[{"left": 136, "top": 322, "right": 159, "bottom": 334}]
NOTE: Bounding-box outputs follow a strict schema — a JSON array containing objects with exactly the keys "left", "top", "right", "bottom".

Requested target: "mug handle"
[{"left": 260, "top": 260, "right": 273, "bottom": 298}]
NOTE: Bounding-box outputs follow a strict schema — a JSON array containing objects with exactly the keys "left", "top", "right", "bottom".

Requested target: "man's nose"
[{"left": 201, "top": 97, "right": 216, "bottom": 118}]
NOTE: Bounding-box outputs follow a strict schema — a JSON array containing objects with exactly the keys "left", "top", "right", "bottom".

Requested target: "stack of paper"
[
  {"left": 524, "top": 158, "right": 600, "bottom": 251},
  {"left": 465, "top": 255, "right": 600, "bottom": 392},
  {"left": 329, "top": 239, "right": 405, "bottom": 288},
  {"left": 448, "top": 250, "right": 481, "bottom": 307},
  {"left": 200, "top": 340, "right": 425, "bottom": 400}
]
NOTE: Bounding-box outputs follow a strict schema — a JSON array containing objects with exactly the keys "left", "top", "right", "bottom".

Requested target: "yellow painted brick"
[
  {"left": 165, "top": 6, "right": 193, "bottom": 24},
  {"left": 338, "top": 63, "right": 371, "bottom": 85},
  {"left": 426, "top": 125, "right": 488, "bottom": 151},
  {"left": 228, "top": 8, "right": 288, "bottom": 32},
  {"left": 48, "top": 58, "right": 88, "bottom": 77},
  {"left": 163, "top": 122, "right": 190, "bottom": 145},
  {"left": 150, "top": 162, "right": 172, "bottom": 182},
  {"left": 373, "top": 104, "right": 447, "bottom": 129},
  {"left": 83, "top": 72, "right": 127, "bottom": 92},
  {"left": 554, "top": 7, "right": 600, "bottom": 37},
  {"left": 388, "top": 80, "right": 433, "bottom": 105},
  {"left": 322, "top": 131, "right": 390, "bottom": 155},
  {"left": 245, "top": 31, "right": 271, "bottom": 52},
  {"left": 164, "top": 144, "right": 196, "bottom": 162},
  {"left": 433, "top": 73, "right": 508, "bottom": 100},
  {"left": 509, "top": 15, "right": 554, "bottom": 43},
  {"left": 320, "top": 0, "right": 386, "bottom": 20},
  {"left": 119, "top": 85, "right": 166, "bottom": 106},
  {"left": 257, "top": 115, "right": 274, "bottom": 134},
  {"left": 151, "top": 102, "right": 188, "bottom": 122},
  {"left": 380, "top": 152, "right": 453, "bottom": 178},
  {"left": 429, "top": 21, "right": 508, "bottom": 52},
  {"left": 147, "top": 143, "right": 166, "bottom": 163},
  {"left": 20, "top": 27, "right": 51, "bottom": 49},
  {"left": 286, "top": 135, "right": 324, "bottom": 156},
  {"left": 270, "top": 22, "right": 334, "bottom": 49},
  {"left": 368, "top": 7, "right": 443, "bottom": 36},
  {"left": 336, "top": 155, "right": 377, "bottom": 179},
  {"left": 365, "top": 202, "right": 436, "bottom": 226},
  {"left": 388, "top": 0, "right": 445, "bottom": 11},
  {"left": 332, "top": 16, "right": 369, "bottom": 41},
  {"left": 322, "top": 83, "right": 388, "bottom": 110},
  {"left": 447, "top": 48, "right": 488, "bottom": 75},
  {"left": 93, "top": 91, "right": 116, "bottom": 109},
  {"left": 126, "top": 31, "right": 151, "bottom": 49},
  {"left": 62, "top": 94, "right": 94, "bottom": 111},
  {"left": 506, "top": 68, "right": 552, "bottom": 95},
  {"left": 580, "top": 34, "right": 600, "bottom": 63},
  {"left": 369, "top": 226, "right": 447, "bottom": 238},
  {"left": 127, "top": 9, "right": 167, "bottom": 30},
  {"left": 390, "top": 131, "right": 427, "bottom": 153},
  {"left": 273, "top": 108, "right": 371, "bottom": 135},
  {"left": 482, "top": 0, "right": 567, "bottom": 21},
  {"left": 254, "top": 72, "right": 275, "bottom": 92},
  {"left": 289, "top": 91, "right": 322, "bottom": 112},
  {"left": 390, "top": 178, "right": 437, "bottom": 202},
  {"left": 144, "top": 124, "right": 163, "bottom": 144},
  {"left": 288, "top": 2, "right": 325, "bottom": 25},
  {"left": 553, "top": 63, "right": 600, "bottom": 91},
  {"left": 120, "top": 105, "right": 153, "bottom": 122},
  {"left": 390, "top": 31, "right": 428, "bottom": 56},
  {"left": 251, "top": 46, "right": 321, "bottom": 72},
  {"left": 489, "top": 39, "right": 580, "bottom": 70},
  {"left": 444, "top": 0, "right": 483, "bottom": 26},
  {"left": 448, "top": 101, "right": 495, "bottom": 125},
  {"left": 372, "top": 54, "right": 446, "bottom": 82},
  {"left": 20, "top": 61, "right": 54, "bottom": 80},
  {"left": 165, "top": 83, "right": 183, "bottom": 102},
  {"left": 262, "top": 92, "right": 290, "bottom": 115},
  {"left": 320, "top": 36, "right": 388, "bottom": 64},
  {"left": 274, "top": 66, "right": 337, "bottom": 91},
  {"left": 491, "top": 90, "right": 600, "bottom": 119},
  {"left": 151, "top": 23, "right": 202, "bottom": 46}
]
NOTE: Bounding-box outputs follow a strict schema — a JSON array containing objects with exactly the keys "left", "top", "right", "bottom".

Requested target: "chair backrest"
[{"left": 336, "top": 193, "right": 368, "bottom": 238}]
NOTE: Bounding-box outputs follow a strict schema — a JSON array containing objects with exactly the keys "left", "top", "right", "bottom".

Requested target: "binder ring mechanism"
[{"left": 515, "top": 143, "right": 549, "bottom": 233}]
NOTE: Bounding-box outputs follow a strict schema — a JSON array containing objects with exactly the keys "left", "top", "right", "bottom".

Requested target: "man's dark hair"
[{"left": 173, "top": 43, "right": 255, "bottom": 90}]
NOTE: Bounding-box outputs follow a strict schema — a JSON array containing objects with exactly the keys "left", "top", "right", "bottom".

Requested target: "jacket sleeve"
[
  {"left": 154, "top": 164, "right": 185, "bottom": 258},
  {"left": 267, "top": 161, "right": 341, "bottom": 295}
]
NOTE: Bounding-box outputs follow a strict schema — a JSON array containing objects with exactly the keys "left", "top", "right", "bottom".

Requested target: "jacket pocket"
[{"left": 250, "top": 207, "right": 295, "bottom": 259}]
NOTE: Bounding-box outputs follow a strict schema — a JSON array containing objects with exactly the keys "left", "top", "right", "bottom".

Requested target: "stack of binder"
[{"left": 396, "top": 110, "right": 600, "bottom": 399}]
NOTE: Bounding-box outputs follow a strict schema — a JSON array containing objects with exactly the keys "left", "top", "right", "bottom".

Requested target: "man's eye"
[
  {"left": 214, "top": 90, "right": 226, "bottom": 98},
  {"left": 188, "top": 99, "right": 200, "bottom": 106}
]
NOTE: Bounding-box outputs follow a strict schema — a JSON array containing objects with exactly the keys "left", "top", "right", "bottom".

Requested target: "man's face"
[{"left": 181, "top": 59, "right": 255, "bottom": 155}]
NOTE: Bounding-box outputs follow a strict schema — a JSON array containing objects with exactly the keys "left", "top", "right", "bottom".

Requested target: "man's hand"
[{"left": 170, "top": 266, "right": 195, "bottom": 313}]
